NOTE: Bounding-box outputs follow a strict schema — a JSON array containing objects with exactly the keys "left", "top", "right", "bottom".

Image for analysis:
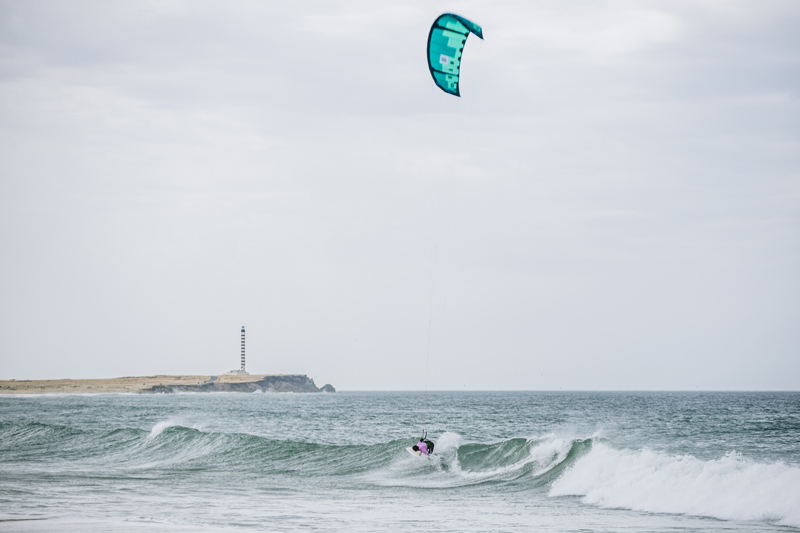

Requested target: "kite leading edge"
[{"left": 426, "top": 13, "right": 483, "bottom": 97}]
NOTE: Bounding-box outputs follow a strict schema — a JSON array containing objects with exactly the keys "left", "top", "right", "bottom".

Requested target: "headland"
[{"left": 0, "top": 374, "right": 335, "bottom": 394}]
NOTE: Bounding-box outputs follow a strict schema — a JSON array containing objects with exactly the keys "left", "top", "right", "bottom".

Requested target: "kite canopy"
[{"left": 426, "top": 13, "right": 483, "bottom": 97}]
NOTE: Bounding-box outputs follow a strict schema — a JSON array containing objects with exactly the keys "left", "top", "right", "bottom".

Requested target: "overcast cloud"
[{"left": 1, "top": 0, "right": 798, "bottom": 390}]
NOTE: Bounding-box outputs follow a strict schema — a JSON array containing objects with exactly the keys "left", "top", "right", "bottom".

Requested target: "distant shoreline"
[{"left": 0, "top": 374, "right": 335, "bottom": 394}]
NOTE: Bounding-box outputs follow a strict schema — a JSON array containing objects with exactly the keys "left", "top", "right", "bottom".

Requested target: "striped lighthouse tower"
[{"left": 240, "top": 326, "right": 246, "bottom": 373}]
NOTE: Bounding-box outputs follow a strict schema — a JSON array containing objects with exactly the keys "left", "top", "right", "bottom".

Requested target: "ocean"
[{"left": 1, "top": 391, "right": 798, "bottom": 532}]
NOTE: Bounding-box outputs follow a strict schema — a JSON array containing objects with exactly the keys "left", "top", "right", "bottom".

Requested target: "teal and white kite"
[{"left": 426, "top": 13, "right": 483, "bottom": 97}]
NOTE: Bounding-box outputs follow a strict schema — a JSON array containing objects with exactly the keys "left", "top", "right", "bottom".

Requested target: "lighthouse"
[
  {"left": 226, "top": 326, "right": 249, "bottom": 375},
  {"left": 240, "top": 326, "right": 246, "bottom": 373}
]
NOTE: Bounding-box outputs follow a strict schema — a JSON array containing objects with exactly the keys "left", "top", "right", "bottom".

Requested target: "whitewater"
[{"left": 1, "top": 391, "right": 798, "bottom": 532}]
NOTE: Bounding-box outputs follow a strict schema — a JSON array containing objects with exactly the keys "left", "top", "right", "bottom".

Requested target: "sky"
[{"left": 0, "top": 0, "right": 798, "bottom": 390}]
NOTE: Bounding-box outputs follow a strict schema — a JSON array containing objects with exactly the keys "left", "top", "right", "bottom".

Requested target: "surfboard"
[
  {"left": 406, "top": 446, "right": 424, "bottom": 457},
  {"left": 406, "top": 446, "right": 437, "bottom": 458}
]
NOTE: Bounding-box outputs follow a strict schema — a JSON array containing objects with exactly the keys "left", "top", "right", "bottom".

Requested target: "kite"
[{"left": 426, "top": 13, "right": 483, "bottom": 97}]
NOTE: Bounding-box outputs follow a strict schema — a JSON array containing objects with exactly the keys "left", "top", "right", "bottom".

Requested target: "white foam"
[
  {"left": 148, "top": 420, "right": 179, "bottom": 439},
  {"left": 550, "top": 442, "right": 800, "bottom": 527},
  {"left": 146, "top": 419, "right": 211, "bottom": 440},
  {"left": 528, "top": 437, "right": 574, "bottom": 477}
]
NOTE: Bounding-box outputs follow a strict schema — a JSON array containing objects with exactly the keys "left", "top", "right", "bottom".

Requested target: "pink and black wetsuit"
[{"left": 417, "top": 440, "right": 429, "bottom": 455}]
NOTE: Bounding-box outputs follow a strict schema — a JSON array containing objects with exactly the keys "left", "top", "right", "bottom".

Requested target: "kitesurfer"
[{"left": 412, "top": 437, "right": 435, "bottom": 455}]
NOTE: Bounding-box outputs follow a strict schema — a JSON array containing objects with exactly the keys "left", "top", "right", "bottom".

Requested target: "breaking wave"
[
  {"left": 550, "top": 442, "right": 800, "bottom": 527},
  {"left": 365, "top": 431, "right": 593, "bottom": 489}
]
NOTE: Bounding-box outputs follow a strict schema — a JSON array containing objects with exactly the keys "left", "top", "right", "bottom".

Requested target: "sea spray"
[{"left": 148, "top": 420, "right": 183, "bottom": 439}]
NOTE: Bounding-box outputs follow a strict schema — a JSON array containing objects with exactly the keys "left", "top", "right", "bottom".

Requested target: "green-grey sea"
[{"left": 1, "top": 391, "right": 799, "bottom": 532}]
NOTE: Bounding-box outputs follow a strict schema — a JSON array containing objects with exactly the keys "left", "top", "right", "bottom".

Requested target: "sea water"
[{"left": 0, "top": 391, "right": 798, "bottom": 532}]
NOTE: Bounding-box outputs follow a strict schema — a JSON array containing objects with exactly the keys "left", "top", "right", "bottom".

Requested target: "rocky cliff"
[{"left": 145, "top": 374, "right": 335, "bottom": 394}]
